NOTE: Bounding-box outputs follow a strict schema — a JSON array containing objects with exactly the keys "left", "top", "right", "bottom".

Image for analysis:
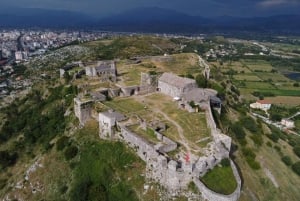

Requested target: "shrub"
[
  {"left": 246, "top": 158, "right": 261, "bottom": 170},
  {"left": 0, "top": 151, "right": 18, "bottom": 169},
  {"left": 266, "top": 141, "right": 272, "bottom": 147},
  {"left": 230, "top": 123, "right": 246, "bottom": 140},
  {"left": 221, "top": 158, "right": 230, "bottom": 167},
  {"left": 241, "top": 147, "right": 261, "bottom": 170},
  {"left": 188, "top": 181, "right": 199, "bottom": 194},
  {"left": 56, "top": 136, "right": 70, "bottom": 151},
  {"left": 0, "top": 179, "right": 7, "bottom": 190},
  {"left": 241, "top": 116, "right": 259, "bottom": 133},
  {"left": 282, "top": 156, "right": 293, "bottom": 166},
  {"left": 64, "top": 146, "right": 78, "bottom": 160},
  {"left": 250, "top": 135, "right": 263, "bottom": 147},
  {"left": 292, "top": 161, "right": 300, "bottom": 176},
  {"left": 268, "top": 133, "right": 279, "bottom": 143},
  {"left": 293, "top": 146, "right": 300, "bottom": 158},
  {"left": 274, "top": 145, "right": 281, "bottom": 153}
]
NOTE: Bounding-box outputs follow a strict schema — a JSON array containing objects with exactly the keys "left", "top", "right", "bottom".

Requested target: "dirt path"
[
  {"left": 259, "top": 156, "right": 279, "bottom": 188},
  {"left": 153, "top": 108, "right": 191, "bottom": 154}
]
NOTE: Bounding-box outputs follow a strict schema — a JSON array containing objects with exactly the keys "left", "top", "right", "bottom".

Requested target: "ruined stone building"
[
  {"left": 85, "top": 60, "right": 117, "bottom": 82},
  {"left": 99, "top": 110, "right": 126, "bottom": 139},
  {"left": 158, "top": 73, "right": 197, "bottom": 98},
  {"left": 74, "top": 97, "right": 94, "bottom": 125}
]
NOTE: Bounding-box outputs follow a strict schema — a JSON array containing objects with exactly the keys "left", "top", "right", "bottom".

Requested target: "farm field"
[
  {"left": 264, "top": 96, "right": 300, "bottom": 106},
  {"left": 233, "top": 74, "right": 262, "bottom": 81},
  {"left": 242, "top": 59, "right": 273, "bottom": 72}
]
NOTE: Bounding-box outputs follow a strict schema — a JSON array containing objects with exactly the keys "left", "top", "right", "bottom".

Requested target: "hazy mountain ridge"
[{"left": 1, "top": 7, "right": 300, "bottom": 34}]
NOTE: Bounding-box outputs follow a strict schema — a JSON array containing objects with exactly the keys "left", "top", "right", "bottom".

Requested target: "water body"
[{"left": 284, "top": 72, "right": 300, "bottom": 81}]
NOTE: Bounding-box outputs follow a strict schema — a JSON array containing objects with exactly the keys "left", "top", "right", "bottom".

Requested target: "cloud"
[{"left": 259, "top": 0, "right": 300, "bottom": 7}]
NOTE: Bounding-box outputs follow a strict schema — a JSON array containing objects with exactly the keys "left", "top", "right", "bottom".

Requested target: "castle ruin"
[{"left": 73, "top": 72, "right": 241, "bottom": 201}]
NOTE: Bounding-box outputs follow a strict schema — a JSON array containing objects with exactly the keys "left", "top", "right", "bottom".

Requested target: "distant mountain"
[
  {"left": 1, "top": 6, "right": 300, "bottom": 34},
  {"left": 95, "top": 8, "right": 300, "bottom": 34},
  {"left": 0, "top": 7, "right": 95, "bottom": 28},
  {"left": 94, "top": 7, "right": 212, "bottom": 33}
]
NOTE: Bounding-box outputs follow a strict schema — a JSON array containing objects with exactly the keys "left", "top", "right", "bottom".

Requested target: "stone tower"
[{"left": 74, "top": 97, "right": 94, "bottom": 125}]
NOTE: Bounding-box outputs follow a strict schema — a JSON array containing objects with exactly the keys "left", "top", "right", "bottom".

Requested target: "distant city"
[{"left": 0, "top": 29, "right": 118, "bottom": 99}]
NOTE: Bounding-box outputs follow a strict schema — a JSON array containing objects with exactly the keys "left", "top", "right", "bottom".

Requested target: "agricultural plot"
[
  {"left": 235, "top": 81, "right": 276, "bottom": 89},
  {"left": 243, "top": 60, "right": 273, "bottom": 72},
  {"left": 224, "top": 61, "right": 252, "bottom": 73},
  {"left": 264, "top": 96, "right": 300, "bottom": 106},
  {"left": 256, "top": 72, "right": 291, "bottom": 82},
  {"left": 233, "top": 74, "right": 262, "bottom": 81}
]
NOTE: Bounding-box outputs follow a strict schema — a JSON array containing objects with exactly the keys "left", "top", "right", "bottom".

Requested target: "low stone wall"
[
  {"left": 108, "top": 88, "right": 120, "bottom": 97},
  {"left": 119, "top": 126, "right": 158, "bottom": 162},
  {"left": 153, "top": 131, "right": 177, "bottom": 153},
  {"left": 194, "top": 160, "right": 241, "bottom": 201},
  {"left": 120, "top": 86, "right": 140, "bottom": 97}
]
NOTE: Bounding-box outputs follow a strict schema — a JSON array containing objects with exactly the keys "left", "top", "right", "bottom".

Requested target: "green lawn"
[
  {"left": 104, "top": 98, "right": 146, "bottom": 114},
  {"left": 201, "top": 164, "right": 237, "bottom": 195}
]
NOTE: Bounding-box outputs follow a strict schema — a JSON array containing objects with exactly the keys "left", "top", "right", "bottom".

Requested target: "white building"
[
  {"left": 250, "top": 100, "right": 271, "bottom": 110},
  {"left": 15, "top": 51, "right": 28, "bottom": 61},
  {"left": 281, "top": 119, "right": 295, "bottom": 128}
]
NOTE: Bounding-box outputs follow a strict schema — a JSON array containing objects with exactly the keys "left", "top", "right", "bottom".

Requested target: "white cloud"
[{"left": 259, "top": 0, "right": 300, "bottom": 7}]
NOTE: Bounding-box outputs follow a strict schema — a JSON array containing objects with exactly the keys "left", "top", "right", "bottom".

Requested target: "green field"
[
  {"left": 201, "top": 163, "right": 237, "bottom": 195},
  {"left": 234, "top": 74, "right": 262, "bottom": 81},
  {"left": 104, "top": 98, "right": 146, "bottom": 114},
  {"left": 243, "top": 60, "right": 273, "bottom": 72}
]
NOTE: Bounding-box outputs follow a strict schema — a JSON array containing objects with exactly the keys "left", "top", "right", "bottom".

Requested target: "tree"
[
  {"left": 195, "top": 74, "right": 207, "bottom": 88},
  {"left": 292, "top": 161, "right": 300, "bottom": 176},
  {"left": 293, "top": 146, "right": 300, "bottom": 158},
  {"left": 282, "top": 156, "right": 293, "bottom": 166}
]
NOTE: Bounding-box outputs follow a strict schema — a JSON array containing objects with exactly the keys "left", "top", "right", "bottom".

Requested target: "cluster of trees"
[
  {"left": 269, "top": 105, "right": 298, "bottom": 122},
  {"left": 229, "top": 116, "right": 263, "bottom": 170},
  {"left": 0, "top": 84, "right": 77, "bottom": 170}
]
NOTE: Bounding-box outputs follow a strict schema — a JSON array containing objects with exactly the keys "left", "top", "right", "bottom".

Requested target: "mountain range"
[{"left": 1, "top": 7, "right": 300, "bottom": 34}]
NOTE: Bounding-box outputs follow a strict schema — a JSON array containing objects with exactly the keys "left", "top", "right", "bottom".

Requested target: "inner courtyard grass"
[{"left": 201, "top": 165, "right": 237, "bottom": 195}]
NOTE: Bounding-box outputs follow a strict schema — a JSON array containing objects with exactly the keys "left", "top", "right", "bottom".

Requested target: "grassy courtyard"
[{"left": 201, "top": 162, "right": 237, "bottom": 195}]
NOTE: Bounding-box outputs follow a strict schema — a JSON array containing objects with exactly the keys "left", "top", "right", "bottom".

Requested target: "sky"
[{"left": 1, "top": 0, "right": 300, "bottom": 17}]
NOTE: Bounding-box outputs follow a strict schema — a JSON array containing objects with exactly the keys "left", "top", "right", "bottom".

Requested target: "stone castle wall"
[
  {"left": 119, "top": 126, "right": 158, "bottom": 162},
  {"left": 193, "top": 160, "right": 241, "bottom": 201}
]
